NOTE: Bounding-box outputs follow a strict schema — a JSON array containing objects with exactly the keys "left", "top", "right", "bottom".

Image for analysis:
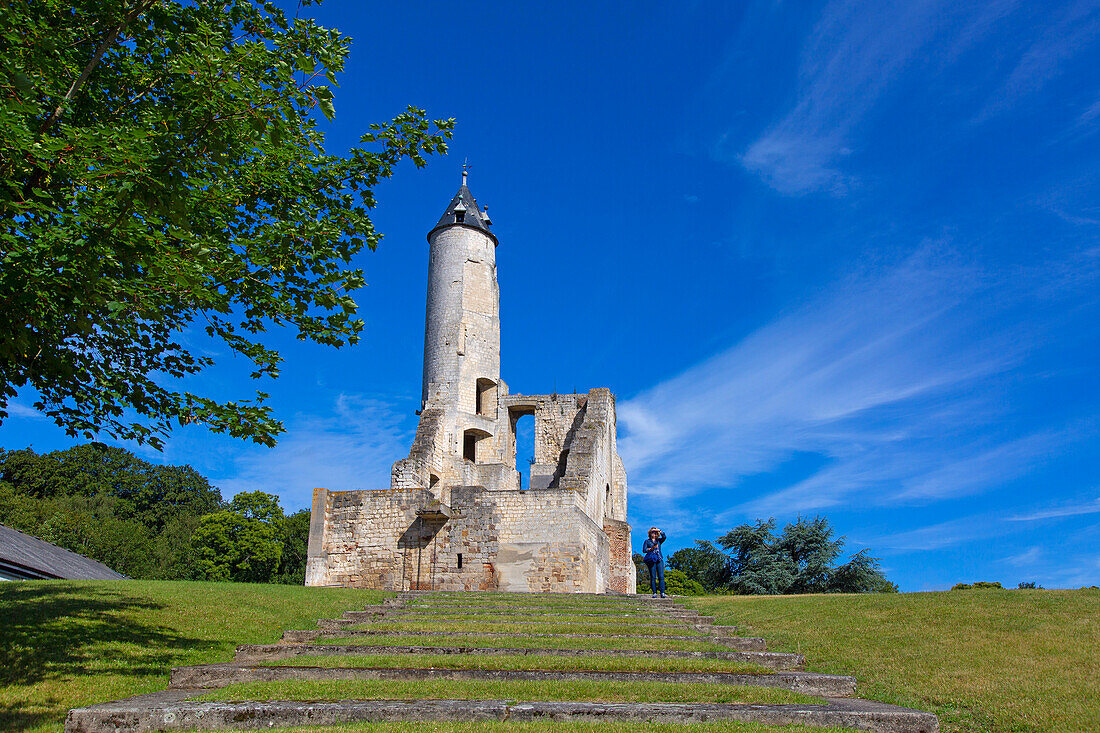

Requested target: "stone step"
[
  {"left": 169, "top": 662, "right": 855, "bottom": 697},
  {"left": 65, "top": 690, "right": 939, "bottom": 733},
  {"left": 319, "top": 616, "right": 721, "bottom": 632},
  {"left": 342, "top": 609, "right": 711, "bottom": 622},
  {"left": 398, "top": 593, "right": 685, "bottom": 601},
  {"left": 393, "top": 603, "right": 693, "bottom": 614},
  {"left": 234, "top": 643, "right": 805, "bottom": 670},
  {"left": 282, "top": 628, "right": 767, "bottom": 650}
]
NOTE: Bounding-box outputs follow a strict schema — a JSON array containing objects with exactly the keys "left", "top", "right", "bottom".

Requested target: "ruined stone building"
[{"left": 305, "top": 172, "right": 636, "bottom": 593}]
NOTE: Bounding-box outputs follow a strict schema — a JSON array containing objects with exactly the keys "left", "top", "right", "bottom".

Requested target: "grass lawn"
[
  {"left": 686, "top": 589, "right": 1100, "bottom": 733},
  {"left": 317, "top": 633, "right": 732, "bottom": 651},
  {"left": 191, "top": 678, "right": 821, "bottom": 705},
  {"left": 266, "top": 652, "right": 772, "bottom": 674},
  {"left": 0, "top": 580, "right": 387, "bottom": 733}
]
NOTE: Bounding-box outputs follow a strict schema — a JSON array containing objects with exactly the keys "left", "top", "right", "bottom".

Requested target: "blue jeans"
[{"left": 647, "top": 561, "right": 665, "bottom": 594}]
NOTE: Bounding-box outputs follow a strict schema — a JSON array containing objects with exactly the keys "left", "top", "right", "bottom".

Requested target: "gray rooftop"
[
  {"left": 0, "top": 523, "right": 128, "bottom": 580},
  {"left": 429, "top": 171, "right": 496, "bottom": 243}
]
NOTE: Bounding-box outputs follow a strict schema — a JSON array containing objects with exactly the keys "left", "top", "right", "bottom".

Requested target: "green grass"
[
  {"left": 316, "top": 633, "right": 732, "bottom": 651},
  {"left": 190, "top": 678, "right": 821, "bottom": 705},
  {"left": 260, "top": 724, "right": 860, "bottom": 733},
  {"left": 347, "top": 620, "right": 704, "bottom": 636},
  {"left": 265, "top": 652, "right": 772, "bottom": 674},
  {"left": 686, "top": 589, "right": 1100, "bottom": 733},
  {"left": 0, "top": 580, "right": 388, "bottom": 733}
]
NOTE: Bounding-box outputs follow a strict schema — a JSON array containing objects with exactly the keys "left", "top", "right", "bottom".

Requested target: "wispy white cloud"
[
  {"left": 4, "top": 402, "right": 46, "bottom": 420},
  {"left": 975, "top": 1, "right": 1100, "bottom": 123},
  {"left": 724, "top": 0, "right": 1099, "bottom": 195},
  {"left": 732, "top": 0, "right": 964, "bottom": 194},
  {"left": 618, "top": 245, "right": 1089, "bottom": 529},
  {"left": 868, "top": 515, "right": 1004, "bottom": 552},
  {"left": 1007, "top": 497, "right": 1100, "bottom": 522},
  {"left": 1004, "top": 545, "right": 1042, "bottom": 566},
  {"left": 210, "top": 393, "right": 415, "bottom": 512}
]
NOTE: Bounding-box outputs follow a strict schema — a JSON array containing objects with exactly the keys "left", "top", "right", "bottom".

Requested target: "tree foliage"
[
  {"left": 674, "top": 516, "right": 895, "bottom": 595},
  {"left": 0, "top": 443, "right": 310, "bottom": 582},
  {"left": 0, "top": 0, "right": 453, "bottom": 449},
  {"left": 191, "top": 497, "right": 283, "bottom": 582},
  {"left": 667, "top": 542, "right": 729, "bottom": 591},
  {"left": 632, "top": 553, "right": 707, "bottom": 596}
]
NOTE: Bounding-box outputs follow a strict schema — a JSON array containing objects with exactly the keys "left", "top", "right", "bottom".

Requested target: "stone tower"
[
  {"left": 305, "top": 171, "right": 636, "bottom": 593},
  {"left": 422, "top": 168, "right": 499, "bottom": 410},
  {"left": 418, "top": 171, "right": 504, "bottom": 505}
]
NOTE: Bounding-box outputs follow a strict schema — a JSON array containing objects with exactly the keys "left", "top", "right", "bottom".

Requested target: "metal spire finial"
[{"left": 462, "top": 159, "right": 469, "bottom": 187}]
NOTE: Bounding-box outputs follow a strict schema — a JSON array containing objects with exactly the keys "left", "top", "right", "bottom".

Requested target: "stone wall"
[
  {"left": 305, "top": 487, "right": 441, "bottom": 590},
  {"left": 603, "top": 518, "right": 637, "bottom": 594},
  {"left": 305, "top": 483, "right": 611, "bottom": 593}
]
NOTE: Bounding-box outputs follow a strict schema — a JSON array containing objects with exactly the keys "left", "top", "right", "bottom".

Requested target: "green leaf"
[{"left": 12, "top": 72, "right": 34, "bottom": 94}]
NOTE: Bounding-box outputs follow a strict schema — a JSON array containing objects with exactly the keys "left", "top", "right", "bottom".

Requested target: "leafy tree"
[
  {"left": 1016, "top": 581, "right": 1042, "bottom": 590},
  {"left": 17, "top": 491, "right": 156, "bottom": 577},
  {"left": 230, "top": 490, "right": 284, "bottom": 524},
  {"left": 717, "top": 519, "right": 796, "bottom": 595},
  {"left": 0, "top": 0, "right": 453, "bottom": 449},
  {"left": 191, "top": 503, "right": 282, "bottom": 583},
  {"left": 189, "top": 490, "right": 301, "bottom": 583},
  {"left": 710, "top": 516, "right": 894, "bottom": 595},
  {"left": 776, "top": 516, "right": 843, "bottom": 594},
  {"left": 154, "top": 513, "right": 203, "bottom": 580},
  {"left": 0, "top": 444, "right": 222, "bottom": 529},
  {"left": 632, "top": 554, "right": 707, "bottom": 596},
  {"left": 0, "top": 442, "right": 222, "bottom": 577},
  {"left": 952, "top": 581, "right": 1003, "bottom": 590},
  {"left": 668, "top": 541, "right": 730, "bottom": 591},
  {"left": 829, "top": 549, "right": 887, "bottom": 594},
  {"left": 275, "top": 509, "right": 311, "bottom": 584}
]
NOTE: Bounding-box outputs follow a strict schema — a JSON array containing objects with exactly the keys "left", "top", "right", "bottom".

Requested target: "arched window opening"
[
  {"left": 476, "top": 378, "right": 497, "bottom": 417},
  {"left": 463, "top": 428, "right": 491, "bottom": 463},
  {"left": 512, "top": 412, "right": 535, "bottom": 490}
]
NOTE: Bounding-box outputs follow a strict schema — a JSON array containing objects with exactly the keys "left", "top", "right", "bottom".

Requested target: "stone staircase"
[{"left": 66, "top": 591, "right": 939, "bottom": 732}]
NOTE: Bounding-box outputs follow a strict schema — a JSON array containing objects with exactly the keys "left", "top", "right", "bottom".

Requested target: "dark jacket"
[{"left": 642, "top": 532, "right": 666, "bottom": 564}]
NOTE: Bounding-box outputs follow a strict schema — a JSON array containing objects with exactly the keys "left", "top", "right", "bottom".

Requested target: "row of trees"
[
  {"left": 0, "top": 444, "right": 308, "bottom": 583},
  {"left": 638, "top": 516, "right": 897, "bottom": 595}
]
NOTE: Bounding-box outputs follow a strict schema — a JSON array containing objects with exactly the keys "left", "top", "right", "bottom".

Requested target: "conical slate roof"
[{"left": 429, "top": 171, "right": 496, "bottom": 243}]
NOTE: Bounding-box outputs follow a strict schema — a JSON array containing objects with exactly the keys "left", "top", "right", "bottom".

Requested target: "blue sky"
[{"left": 4, "top": 0, "right": 1100, "bottom": 591}]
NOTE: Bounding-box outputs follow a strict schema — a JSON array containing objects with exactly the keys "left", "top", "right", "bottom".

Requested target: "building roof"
[
  {"left": 428, "top": 170, "right": 497, "bottom": 244},
  {"left": 0, "top": 523, "right": 127, "bottom": 580}
]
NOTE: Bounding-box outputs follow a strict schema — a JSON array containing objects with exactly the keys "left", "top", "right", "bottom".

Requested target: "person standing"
[{"left": 642, "top": 527, "right": 667, "bottom": 598}]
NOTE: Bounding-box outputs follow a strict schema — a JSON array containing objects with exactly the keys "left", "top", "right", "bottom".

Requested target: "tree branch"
[{"left": 38, "top": 1, "right": 158, "bottom": 136}]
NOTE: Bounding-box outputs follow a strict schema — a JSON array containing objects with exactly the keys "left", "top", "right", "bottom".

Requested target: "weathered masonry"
[{"left": 306, "top": 172, "right": 635, "bottom": 593}]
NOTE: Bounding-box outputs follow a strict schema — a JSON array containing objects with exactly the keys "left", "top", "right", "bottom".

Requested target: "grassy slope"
[
  {"left": 0, "top": 580, "right": 387, "bottom": 733},
  {"left": 687, "top": 589, "right": 1100, "bottom": 733}
]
